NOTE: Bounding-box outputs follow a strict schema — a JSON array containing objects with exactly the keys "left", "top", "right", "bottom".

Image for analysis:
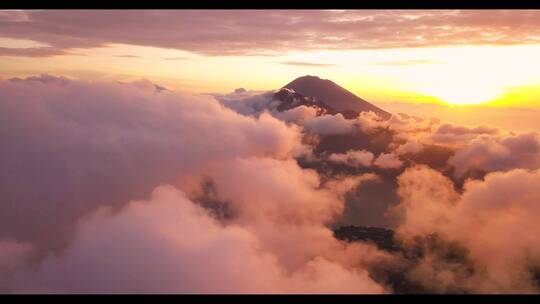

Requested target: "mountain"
[
  {"left": 273, "top": 87, "right": 360, "bottom": 119},
  {"left": 282, "top": 75, "right": 391, "bottom": 119}
]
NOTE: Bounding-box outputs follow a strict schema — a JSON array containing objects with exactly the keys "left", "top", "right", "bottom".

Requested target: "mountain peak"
[
  {"left": 295, "top": 75, "right": 321, "bottom": 80},
  {"left": 283, "top": 75, "right": 391, "bottom": 119}
]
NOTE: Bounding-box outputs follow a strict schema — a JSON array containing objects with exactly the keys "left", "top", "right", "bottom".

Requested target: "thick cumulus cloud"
[
  {"left": 395, "top": 140, "right": 424, "bottom": 156},
  {"left": 0, "top": 75, "right": 391, "bottom": 293},
  {"left": 10, "top": 186, "right": 384, "bottom": 293},
  {"left": 0, "top": 240, "right": 34, "bottom": 289},
  {"left": 215, "top": 85, "right": 540, "bottom": 294},
  {"left": 431, "top": 123, "right": 500, "bottom": 146},
  {"left": 3, "top": 75, "right": 540, "bottom": 294},
  {"left": 276, "top": 105, "right": 320, "bottom": 124},
  {"left": 360, "top": 112, "right": 440, "bottom": 142},
  {"left": 373, "top": 153, "right": 403, "bottom": 169},
  {"left": 207, "top": 157, "right": 380, "bottom": 271},
  {"left": 328, "top": 150, "right": 375, "bottom": 167},
  {"left": 327, "top": 150, "right": 404, "bottom": 170},
  {"left": 449, "top": 132, "right": 540, "bottom": 177},
  {"left": 392, "top": 166, "right": 460, "bottom": 239},
  {"left": 351, "top": 110, "right": 540, "bottom": 178},
  {"left": 2, "top": 10, "right": 540, "bottom": 57},
  {"left": 0, "top": 75, "right": 303, "bottom": 252},
  {"left": 299, "top": 113, "right": 357, "bottom": 135},
  {"left": 393, "top": 165, "right": 540, "bottom": 293}
]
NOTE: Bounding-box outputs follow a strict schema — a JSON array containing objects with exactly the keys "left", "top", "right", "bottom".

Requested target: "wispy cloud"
[
  {"left": 370, "top": 59, "right": 441, "bottom": 66},
  {"left": 113, "top": 54, "right": 140, "bottom": 58},
  {"left": 164, "top": 57, "right": 190, "bottom": 61},
  {"left": 2, "top": 10, "right": 540, "bottom": 57},
  {"left": 0, "top": 47, "right": 67, "bottom": 57},
  {"left": 278, "top": 61, "right": 340, "bottom": 67}
]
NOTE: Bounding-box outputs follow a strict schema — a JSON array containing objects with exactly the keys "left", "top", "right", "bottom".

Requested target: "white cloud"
[{"left": 373, "top": 153, "right": 403, "bottom": 169}]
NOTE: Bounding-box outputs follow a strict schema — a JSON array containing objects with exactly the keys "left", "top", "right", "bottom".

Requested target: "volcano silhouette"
[{"left": 283, "top": 75, "right": 391, "bottom": 119}]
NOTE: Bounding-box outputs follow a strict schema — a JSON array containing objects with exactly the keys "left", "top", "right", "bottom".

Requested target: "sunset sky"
[
  {"left": 2, "top": 10, "right": 540, "bottom": 130},
  {"left": 4, "top": 9, "right": 540, "bottom": 294}
]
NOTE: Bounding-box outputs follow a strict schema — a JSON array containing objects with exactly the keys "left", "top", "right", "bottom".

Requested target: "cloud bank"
[
  {"left": 0, "top": 75, "right": 389, "bottom": 293},
  {"left": 2, "top": 10, "right": 540, "bottom": 57},
  {"left": 2, "top": 76, "right": 540, "bottom": 293},
  {"left": 0, "top": 75, "right": 303, "bottom": 251},
  {"left": 393, "top": 166, "right": 540, "bottom": 293},
  {"left": 11, "top": 185, "right": 383, "bottom": 293}
]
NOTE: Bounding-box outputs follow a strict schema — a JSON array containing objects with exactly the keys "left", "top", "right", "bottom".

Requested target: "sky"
[{"left": 2, "top": 10, "right": 540, "bottom": 130}]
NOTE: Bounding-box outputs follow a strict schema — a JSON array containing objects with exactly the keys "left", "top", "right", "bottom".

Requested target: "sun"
[
  {"left": 429, "top": 87, "right": 504, "bottom": 106},
  {"left": 418, "top": 76, "right": 505, "bottom": 106},
  {"left": 390, "top": 45, "right": 540, "bottom": 106}
]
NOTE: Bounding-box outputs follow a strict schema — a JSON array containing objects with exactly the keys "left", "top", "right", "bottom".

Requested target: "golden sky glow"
[
  {"left": 2, "top": 9, "right": 540, "bottom": 132},
  {"left": 2, "top": 42, "right": 540, "bottom": 109}
]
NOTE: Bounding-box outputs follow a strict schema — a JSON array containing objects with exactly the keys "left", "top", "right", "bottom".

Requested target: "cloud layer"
[
  {"left": 0, "top": 75, "right": 302, "bottom": 252},
  {"left": 11, "top": 185, "right": 384, "bottom": 293},
  {"left": 1, "top": 76, "right": 540, "bottom": 293},
  {"left": 2, "top": 10, "right": 540, "bottom": 57},
  {"left": 0, "top": 75, "right": 388, "bottom": 293},
  {"left": 393, "top": 166, "right": 540, "bottom": 293}
]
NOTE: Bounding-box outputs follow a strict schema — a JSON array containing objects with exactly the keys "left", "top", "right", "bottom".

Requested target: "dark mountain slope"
[{"left": 283, "top": 75, "right": 391, "bottom": 119}]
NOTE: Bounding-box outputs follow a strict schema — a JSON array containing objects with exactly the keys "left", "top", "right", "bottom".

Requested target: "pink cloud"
[
  {"left": 393, "top": 166, "right": 540, "bottom": 292},
  {"left": 2, "top": 10, "right": 540, "bottom": 57}
]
